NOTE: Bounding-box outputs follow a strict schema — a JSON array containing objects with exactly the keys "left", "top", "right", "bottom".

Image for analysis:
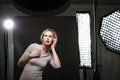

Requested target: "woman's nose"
[{"left": 47, "top": 37, "right": 49, "bottom": 40}]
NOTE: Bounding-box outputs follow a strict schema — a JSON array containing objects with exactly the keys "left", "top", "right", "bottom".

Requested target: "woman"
[{"left": 18, "top": 28, "right": 61, "bottom": 80}]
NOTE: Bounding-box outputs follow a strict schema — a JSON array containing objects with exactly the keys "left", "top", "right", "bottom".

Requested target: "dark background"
[
  {"left": 1, "top": 0, "right": 120, "bottom": 80},
  {"left": 13, "top": 16, "right": 80, "bottom": 80}
]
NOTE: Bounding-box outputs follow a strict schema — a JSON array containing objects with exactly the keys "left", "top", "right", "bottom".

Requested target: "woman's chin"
[{"left": 45, "top": 43, "right": 51, "bottom": 46}]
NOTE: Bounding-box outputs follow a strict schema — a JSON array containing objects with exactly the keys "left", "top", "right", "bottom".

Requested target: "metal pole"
[{"left": 4, "top": 29, "right": 8, "bottom": 80}]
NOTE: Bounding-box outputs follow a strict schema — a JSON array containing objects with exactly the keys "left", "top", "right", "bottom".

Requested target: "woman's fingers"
[{"left": 30, "top": 50, "right": 41, "bottom": 58}]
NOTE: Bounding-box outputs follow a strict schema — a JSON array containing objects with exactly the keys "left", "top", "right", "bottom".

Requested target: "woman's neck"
[{"left": 41, "top": 44, "right": 50, "bottom": 52}]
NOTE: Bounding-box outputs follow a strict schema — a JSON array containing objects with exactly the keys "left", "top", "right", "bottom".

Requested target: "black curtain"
[
  {"left": 13, "top": 16, "right": 80, "bottom": 80},
  {"left": 0, "top": 26, "right": 5, "bottom": 80}
]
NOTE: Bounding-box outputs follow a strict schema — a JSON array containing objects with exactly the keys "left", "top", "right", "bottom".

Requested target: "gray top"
[{"left": 18, "top": 43, "right": 60, "bottom": 80}]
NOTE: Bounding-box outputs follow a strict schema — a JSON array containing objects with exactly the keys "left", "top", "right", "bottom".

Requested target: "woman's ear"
[{"left": 40, "top": 35, "right": 43, "bottom": 42}]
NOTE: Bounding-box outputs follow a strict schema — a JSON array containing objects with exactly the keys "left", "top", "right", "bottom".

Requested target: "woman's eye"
[
  {"left": 49, "top": 35, "right": 52, "bottom": 37},
  {"left": 44, "top": 35, "right": 52, "bottom": 38},
  {"left": 44, "top": 35, "right": 47, "bottom": 37}
]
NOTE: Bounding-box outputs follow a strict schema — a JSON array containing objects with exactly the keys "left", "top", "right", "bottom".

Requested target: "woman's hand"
[
  {"left": 29, "top": 50, "right": 41, "bottom": 58},
  {"left": 50, "top": 38, "right": 61, "bottom": 68},
  {"left": 51, "top": 38, "right": 57, "bottom": 49}
]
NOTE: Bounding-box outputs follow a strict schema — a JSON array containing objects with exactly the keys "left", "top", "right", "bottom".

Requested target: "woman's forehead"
[{"left": 44, "top": 31, "right": 53, "bottom": 35}]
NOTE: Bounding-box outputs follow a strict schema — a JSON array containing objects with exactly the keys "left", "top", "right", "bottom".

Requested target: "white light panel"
[
  {"left": 100, "top": 10, "right": 120, "bottom": 54},
  {"left": 76, "top": 12, "right": 92, "bottom": 68}
]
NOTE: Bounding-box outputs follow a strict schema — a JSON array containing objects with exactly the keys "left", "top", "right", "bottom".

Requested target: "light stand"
[
  {"left": 3, "top": 28, "right": 8, "bottom": 80},
  {"left": 93, "top": 0, "right": 101, "bottom": 80},
  {"left": 3, "top": 19, "right": 14, "bottom": 80}
]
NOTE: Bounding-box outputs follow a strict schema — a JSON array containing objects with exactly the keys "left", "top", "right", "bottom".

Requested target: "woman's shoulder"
[
  {"left": 29, "top": 43, "right": 40, "bottom": 47},
  {"left": 27, "top": 43, "right": 40, "bottom": 50}
]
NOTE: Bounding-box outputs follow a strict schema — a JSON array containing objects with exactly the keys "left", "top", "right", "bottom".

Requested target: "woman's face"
[{"left": 42, "top": 31, "right": 53, "bottom": 46}]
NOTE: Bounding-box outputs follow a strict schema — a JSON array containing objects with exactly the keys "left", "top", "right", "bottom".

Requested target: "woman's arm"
[
  {"left": 50, "top": 48, "right": 61, "bottom": 68},
  {"left": 50, "top": 39, "right": 61, "bottom": 69},
  {"left": 18, "top": 54, "right": 31, "bottom": 67}
]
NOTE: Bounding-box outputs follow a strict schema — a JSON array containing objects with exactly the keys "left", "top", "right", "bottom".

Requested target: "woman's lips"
[{"left": 46, "top": 41, "right": 50, "bottom": 43}]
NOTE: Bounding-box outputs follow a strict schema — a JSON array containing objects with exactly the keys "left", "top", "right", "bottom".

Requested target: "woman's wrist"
[
  {"left": 28, "top": 54, "right": 32, "bottom": 59},
  {"left": 51, "top": 47, "right": 55, "bottom": 51}
]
